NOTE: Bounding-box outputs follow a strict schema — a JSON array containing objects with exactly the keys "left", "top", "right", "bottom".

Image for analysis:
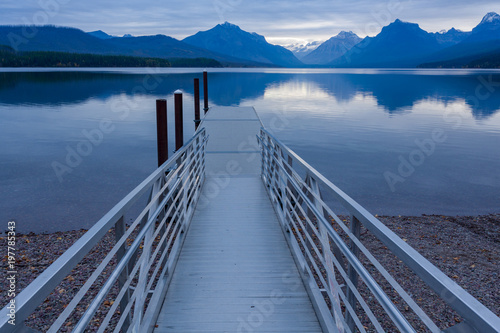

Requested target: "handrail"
[
  {"left": 257, "top": 127, "right": 500, "bottom": 333},
  {"left": 0, "top": 128, "right": 208, "bottom": 333}
]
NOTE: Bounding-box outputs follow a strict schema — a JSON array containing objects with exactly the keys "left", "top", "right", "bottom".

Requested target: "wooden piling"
[
  {"left": 156, "top": 99, "right": 168, "bottom": 167},
  {"left": 203, "top": 70, "right": 209, "bottom": 113},
  {"left": 194, "top": 78, "right": 201, "bottom": 130},
  {"left": 174, "top": 90, "right": 184, "bottom": 150}
]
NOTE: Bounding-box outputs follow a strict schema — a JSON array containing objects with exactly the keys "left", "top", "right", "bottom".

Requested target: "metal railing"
[
  {"left": 0, "top": 128, "right": 208, "bottom": 333},
  {"left": 257, "top": 127, "right": 500, "bottom": 333}
]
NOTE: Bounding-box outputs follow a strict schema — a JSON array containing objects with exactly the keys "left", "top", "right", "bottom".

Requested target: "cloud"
[{"left": 0, "top": 0, "right": 499, "bottom": 44}]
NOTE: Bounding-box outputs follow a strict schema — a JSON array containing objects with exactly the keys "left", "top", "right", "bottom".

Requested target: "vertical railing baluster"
[
  {"left": 262, "top": 131, "right": 271, "bottom": 186},
  {"left": 283, "top": 154, "right": 294, "bottom": 231},
  {"left": 307, "top": 175, "right": 345, "bottom": 333},
  {"left": 277, "top": 146, "right": 285, "bottom": 212},
  {"left": 181, "top": 144, "right": 191, "bottom": 228},
  {"left": 133, "top": 177, "right": 161, "bottom": 330},
  {"left": 264, "top": 132, "right": 271, "bottom": 185},
  {"left": 114, "top": 216, "right": 131, "bottom": 331},
  {"left": 346, "top": 215, "right": 361, "bottom": 331},
  {"left": 259, "top": 130, "right": 265, "bottom": 182}
]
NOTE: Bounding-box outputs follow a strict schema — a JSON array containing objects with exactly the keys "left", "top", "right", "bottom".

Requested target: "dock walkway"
[{"left": 154, "top": 107, "right": 322, "bottom": 332}]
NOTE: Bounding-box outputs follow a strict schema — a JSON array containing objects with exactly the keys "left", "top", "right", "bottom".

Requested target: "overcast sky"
[{"left": 1, "top": 0, "right": 499, "bottom": 45}]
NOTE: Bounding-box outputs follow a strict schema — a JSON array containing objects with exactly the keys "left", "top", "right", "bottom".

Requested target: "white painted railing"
[
  {"left": 0, "top": 128, "right": 207, "bottom": 333},
  {"left": 258, "top": 127, "right": 500, "bottom": 333}
]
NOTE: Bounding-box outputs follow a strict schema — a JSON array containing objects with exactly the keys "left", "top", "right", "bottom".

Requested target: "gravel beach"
[{"left": 1, "top": 214, "right": 499, "bottom": 331}]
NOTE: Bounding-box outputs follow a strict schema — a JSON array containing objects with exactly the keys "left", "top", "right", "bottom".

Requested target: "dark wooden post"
[
  {"left": 194, "top": 78, "right": 201, "bottom": 130},
  {"left": 156, "top": 99, "right": 168, "bottom": 167},
  {"left": 174, "top": 90, "right": 184, "bottom": 150},
  {"left": 203, "top": 70, "right": 209, "bottom": 113}
]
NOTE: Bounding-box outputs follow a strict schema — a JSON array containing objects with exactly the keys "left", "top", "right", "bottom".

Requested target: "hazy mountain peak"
[
  {"left": 284, "top": 41, "right": 323, "bottom": 58},
  {"left": 336, "top": 31, "right": 358, "bottom": 39},
  {"left": 87, "top": 30, "right": 113, "bottom": 39},
  {"left": 378, "top": 19, "right": 427, "bottom": 38},
  {"left": 219, "top": 21, "right": 240, "bottom": 29},
  {"left": 468, "top": 11, "right": 500, "bottom": 42},
  {"left": 302, "top": 31, "right": 361, "bottom": 64},
  {"left": 391, "top": 18, "right": 417, "bottom": 27},
  {"left": 183, "top": 23, "right": 302, "bottom": 67},
  {"left": 389, "top": 19, "right": 419, "bottom": 28},
  {"left": 438, "top": 27, "right": 463, "bottom": 34},
  {"left": 480, "top": 12, "right": 500, "bottom": 24},
  {"left": 434, "top": 27, "right": 470, "bottom": 46},
  {"left": 212, "top": 22, "right": 267, "bottom": 43}
]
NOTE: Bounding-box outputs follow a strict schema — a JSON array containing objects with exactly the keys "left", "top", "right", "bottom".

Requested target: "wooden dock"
[{"left": 154, "top": 107, "right": 322, "bottom": 332}]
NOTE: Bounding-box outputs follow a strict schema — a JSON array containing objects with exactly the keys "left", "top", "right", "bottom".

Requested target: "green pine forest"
[{"left": 0, "top": 45, "right": 222, "bottom": 68}]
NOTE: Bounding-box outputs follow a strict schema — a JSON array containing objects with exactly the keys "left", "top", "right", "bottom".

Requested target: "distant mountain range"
[
  {"left": 0, "top": 12, "right": 499, "bottom": 68},
  {"left": 0, "top": 26, "right": 271, "bottom": 67},
  {"left": 284, "top": 41, "right": 323, "bottom": 59},
  {"left": 331, "top": 12, "right": 500, "bottom": 68}
]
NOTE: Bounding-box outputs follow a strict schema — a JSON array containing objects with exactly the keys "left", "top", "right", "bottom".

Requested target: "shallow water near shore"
[{"left": 1, "top": 68, "right": 499, "bottom": 233}]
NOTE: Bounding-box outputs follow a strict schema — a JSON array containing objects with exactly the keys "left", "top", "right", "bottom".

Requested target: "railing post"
[
  {"left": 174, "top": 90, "right": 184, "bottom": 151},
  {"left": 181, "top": 145, "right": 191, "bottom": 227},
  {"left": 306, "top": 175, "right": 345, "bottom": 332},
  {"left": 203, "top": 70, "right": 209, "bottom": 113},
  {"left": 133, "top": 178, "right": 162, "bottom": 331},
  {"left": 114, "top": 216, "right": 131, "bottom": 331},
  {"left": 259, "top": 130, "right": 270, "bottom": 185},
  {"left": 346, "top": 215, "right": 361, "bottom": 331},
  {"left": 156, "top": 99, "right": 168, "bottom": 167},
  {"left": 194, "top": 78, "right": 201, "bottom": 130}
]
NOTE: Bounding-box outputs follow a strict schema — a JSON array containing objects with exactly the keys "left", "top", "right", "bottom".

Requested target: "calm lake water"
[{"left": 1, "top": 68, "right": 499, "bottom": 233}]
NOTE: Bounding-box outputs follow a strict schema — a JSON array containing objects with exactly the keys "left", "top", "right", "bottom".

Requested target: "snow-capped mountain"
[
  {"left": 465, "top": 12, "right": 500, "bottom": 42},
  {"left": 479, "top": 12, "right": 500, "bottom": 24},
  {"left": 419, "top": 12, "right": 500, "bottom": 68},
  {"left": 284, "top": 41, "right": 323, "bottom": 59},
  {"left": 302, "top": 31, "right": 362, "bottom": 65},
  {"left": 433, "top": 28, "right": 470, "bottom": 47}
]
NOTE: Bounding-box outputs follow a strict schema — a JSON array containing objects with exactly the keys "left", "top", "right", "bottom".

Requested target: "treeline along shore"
[{"left": 0, "top": 45, "right": 222, "bottom": 68}]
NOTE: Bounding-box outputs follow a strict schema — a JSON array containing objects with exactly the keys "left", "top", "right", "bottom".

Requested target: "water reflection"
[{"left": 1, "top": 71, "right": 500, "bottom": 118}]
